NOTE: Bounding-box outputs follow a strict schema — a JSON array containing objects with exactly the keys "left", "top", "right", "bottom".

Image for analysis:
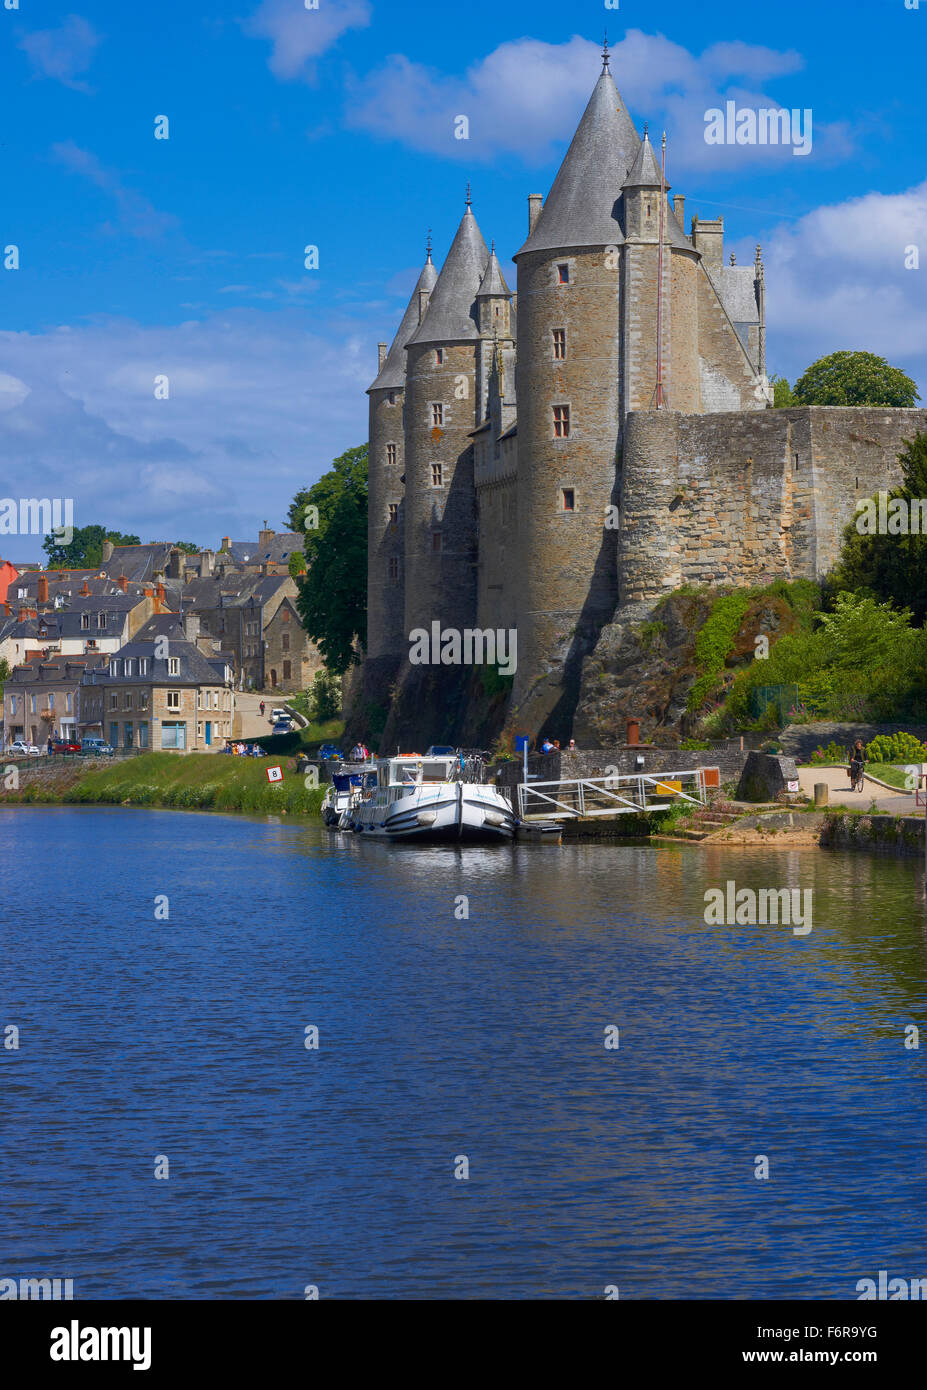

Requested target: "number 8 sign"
[{"left": 266, "top": 765, "right": 284, "bottom": 784}]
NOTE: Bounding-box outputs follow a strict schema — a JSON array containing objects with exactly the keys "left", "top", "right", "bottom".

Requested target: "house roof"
[
  {"left": 84, "top": 616, "right": 230, "bottom": 686},
  {"left": 368, "top": 253, "right": 440, "bottom": 392},
  {"left": 407, "top": 207, "right": 490, "bottom": 346},
  {"left": 516, "top": 70, "right": 639, "bottom": 257}
]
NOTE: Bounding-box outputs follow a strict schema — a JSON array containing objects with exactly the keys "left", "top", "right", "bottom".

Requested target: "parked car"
[
  {"left": 272, "top": 720, "right": 293, "bottom": 735},
  {"left": 317, "top": 744, "right": 344, "bottom": 761},
  {"left": 8, "top": 739, "right": 40, "bottom": 757},
  {"left": 50, "top": 736, "right": 82, "bottom": 755},
  {"left": 80, "top": 737, "right": 115, "bottom": 757},
  {"left": 270, "top": 707, "right": 289, "bottom": 721}
]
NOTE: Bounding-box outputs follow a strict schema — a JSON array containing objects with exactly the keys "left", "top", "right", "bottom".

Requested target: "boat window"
[{"left": 422, "top": 761, "right": 449, "bottom": 781}]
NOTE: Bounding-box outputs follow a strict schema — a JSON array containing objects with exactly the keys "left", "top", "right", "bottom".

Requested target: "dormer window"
[
  {"left": 168, "top": 657, "right": 180, "bottom": 677},
  {"left": 81, "top": 613, "right": 90, "bottom": 629},
  {"left": 111, "top": 660, "right": 121, "bottom": 677},
  {"left": 98, "top": 613, "right": 106, "bottom": 628}
]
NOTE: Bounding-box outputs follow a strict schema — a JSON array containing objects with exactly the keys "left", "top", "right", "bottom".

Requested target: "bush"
[
  {"left": 308, "top": 669, "right": 341, "bottom": 723},
  {"left": 686, "top": 591, "right": 754, "bottom": 711},
  {"left": 807, "top": 741, "right": 850, "bottom": 765},
  {"left": 865, "top": 732, "right": 927, "bottom": 764}
]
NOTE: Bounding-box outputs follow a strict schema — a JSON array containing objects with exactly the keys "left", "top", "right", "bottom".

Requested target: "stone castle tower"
[{"left": 363, "top": 48, "right": 925, "bottom": 747}]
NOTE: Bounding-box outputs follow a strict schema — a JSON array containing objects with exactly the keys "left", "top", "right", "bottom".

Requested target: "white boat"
[
  {"left": 346, "top": 754, "right": 516, "bottom": 842},
  {"left": 321, "top": 768, "right": 376, "bottom": 827}
]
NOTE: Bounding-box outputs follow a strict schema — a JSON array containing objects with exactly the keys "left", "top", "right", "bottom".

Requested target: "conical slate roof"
[
  {"left": 367, "top": 253, "right": 439, "bottom": 392},
  {"left": 477, "top": 247, "right": 510, "bottom": 298},
  {"left": 622, "top": 131, "right": 668, "bottom": 189},
  {"left": 516, "top": 69, "right": 640, "bottom": 257},
  {"left": 408, "top": 206, "right": 490, "bottom": 346}
]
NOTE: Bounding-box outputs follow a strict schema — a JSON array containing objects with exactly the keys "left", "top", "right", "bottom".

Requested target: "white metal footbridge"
[{"left": 516, "top": 768, "right": 712, "bottom": 822}]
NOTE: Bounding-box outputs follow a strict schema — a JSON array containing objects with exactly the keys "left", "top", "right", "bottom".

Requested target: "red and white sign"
[{"left": 266, "top": 765, "right": 284, "bottom": 784}]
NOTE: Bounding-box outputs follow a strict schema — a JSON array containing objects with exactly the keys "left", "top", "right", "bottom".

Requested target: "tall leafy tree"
[
  {"left": 290, "top": 445, "right": 367, "bottom": 673},
  {"left": 42, "top": 524, "right": 141, "bottom": 569},
  {"left": 793, "top": 351, "right": 919, "bottom": 408},
  {"left": 831, "top": 431, "right": 927, "bottom": 621}
]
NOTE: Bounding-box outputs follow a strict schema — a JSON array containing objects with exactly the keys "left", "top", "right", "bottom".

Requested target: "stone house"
[
  {"left": 262, "top": 593, "right": 320, "bottom": 691},
  {"left": 80, "top": 615, "right": 235, "bottom": 753},
  {"left": 3, "top": 653, "right": 109, "bottom": 749},
  {"left": 182, "top": 572, "right": 319, "bottom": 691}
]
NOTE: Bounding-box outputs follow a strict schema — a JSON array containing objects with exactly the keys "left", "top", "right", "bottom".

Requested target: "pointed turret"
[
  {"left": 367, "top": 247, "right": 438, "bottom": 393},
  {"left": 407, "top": 203, "right": 489, "bottom": 346},
  {"left": 515, "top": 66, "right": 639, "bottom": 258},
  {"left": 622, "top": 127, "right": 667, "bottom": 190},
  {"left": 476, "top": 241, "right": 512, "bottom": 337},
  {"left": 477, "top": 244, "right": 510, "bottom": 299}
]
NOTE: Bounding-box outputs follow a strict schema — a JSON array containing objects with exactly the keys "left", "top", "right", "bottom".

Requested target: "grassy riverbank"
[{"left": 1, "top": 752, "right": 326, "bottom": 816}]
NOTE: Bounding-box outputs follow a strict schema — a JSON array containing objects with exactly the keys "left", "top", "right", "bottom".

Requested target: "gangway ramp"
[{"left": 517, "top": 768, "right": 713, "bottom": 822}]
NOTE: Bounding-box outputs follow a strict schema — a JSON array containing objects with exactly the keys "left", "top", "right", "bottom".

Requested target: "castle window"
[
  {"left": 387, "top": 391, "right": 396, "bottom": 406},
  {"left": 435, "top": 349, "right": 445, "bottom": 366},
  {"left": 388, "top": 503, "right": 398, "bottom": 526},
  {"left": 431, "top": 462, "right": 443, "bottom": 487},
  {"left": 388, "top": 557, "right": 399, "bottom": 583},
  {"left": 561, "top": 489, "right": 575, "bottom": 513},
  {"left": 793, "top": 453, "right": 799, "bottom": 471},
  {"left": 386, "top": 443, "right": 397, "bottom": 466},
  {"left": 557, "top": 264, "right": 570, "bottom": 284},
  {"left": 431, "top": 403, "right": 444, "bottom": 427},
  {"left": 553, "top": 404, "right": 571, "bottom": 438},
  {"left": 431, "top": 532, "right": 443, "bottom": 553},
  {"left": 552, "top": 328, "right": 566, "bottom": 360}
]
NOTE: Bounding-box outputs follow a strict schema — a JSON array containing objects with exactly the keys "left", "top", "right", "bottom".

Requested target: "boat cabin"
[{"left": 376, "top": 755, "right": 458, "bottom": 794}]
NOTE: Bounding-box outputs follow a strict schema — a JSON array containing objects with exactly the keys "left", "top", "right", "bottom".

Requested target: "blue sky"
[{"left": 1, "top": 0, "right": 925, "bottom": 561}]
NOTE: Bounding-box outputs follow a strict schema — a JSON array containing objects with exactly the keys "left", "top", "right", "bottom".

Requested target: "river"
[{"left": 2, "top": 806, "right": 926, "bottom": 1299}]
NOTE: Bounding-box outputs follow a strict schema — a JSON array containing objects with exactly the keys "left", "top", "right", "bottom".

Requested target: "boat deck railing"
[{"left": 516, "top": 768, "right": 710, "bottom": 821}]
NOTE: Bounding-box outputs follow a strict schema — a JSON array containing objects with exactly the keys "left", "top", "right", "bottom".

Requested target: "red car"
[{"left": 50, "top": 737, "right": 82, "bottom": 755}]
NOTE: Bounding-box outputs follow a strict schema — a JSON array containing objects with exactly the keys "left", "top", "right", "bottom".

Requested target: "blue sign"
[{"left": 515, "top": 735, "right": 530, "bottom": 752}]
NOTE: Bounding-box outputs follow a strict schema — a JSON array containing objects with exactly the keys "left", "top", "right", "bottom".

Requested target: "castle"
[{"left": 364, "top": 49, "right": 927, "bottom": 747}]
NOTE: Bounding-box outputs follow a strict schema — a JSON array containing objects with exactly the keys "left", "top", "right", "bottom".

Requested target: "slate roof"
[
  {"left": 719, "top": 264, "right": 761, "bottom": 324},
  {"left": 622, "top": 131, "right": 667, "bottom": 189},
  {"left": 368, "top": 254, "right": 440, "bottom": 392},
  {"left": 85, "top": 617, "right": 231, "bottom": 686},
  {"left": 477, "top": 249, "right": 510, "bottom": 298},
  {"left": 407, "top": 208, "right": 489, "bottom": 346},
  {"left": 99, "top": 543, "right": 176, "bottom": 582},
  {"left": 182, "top": 573, "right": 289, "bottom": 610},
  {"left": 516, "top": 70, "right": 639, "bottom": 257}
]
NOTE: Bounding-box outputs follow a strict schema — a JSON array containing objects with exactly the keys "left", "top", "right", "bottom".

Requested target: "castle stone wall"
[{"left": 367, "top": 387, "right": 406, "bottom": 661}]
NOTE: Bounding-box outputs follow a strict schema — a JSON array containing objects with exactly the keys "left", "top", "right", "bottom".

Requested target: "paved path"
[
  {"left": 797, "top": 765, "right": 923, "bottom": 816},
  {"left": 233, "top": 692, "right": 275, "bottom": 740}
]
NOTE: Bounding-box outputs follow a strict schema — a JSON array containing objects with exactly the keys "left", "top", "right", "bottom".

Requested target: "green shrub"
[
  {"left": 865, "top": 732, "right": 927, "bottom": 764},
  {"left": 807, "top": 741, "right": 849, "bottom": 766},
  {"left": 686, "top": 591, "right": 754, "bottom": 711}
]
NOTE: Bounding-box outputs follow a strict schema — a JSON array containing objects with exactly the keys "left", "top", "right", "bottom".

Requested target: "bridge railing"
[{"left": 517, "top": 768, "right": 710, "bottom": 821}]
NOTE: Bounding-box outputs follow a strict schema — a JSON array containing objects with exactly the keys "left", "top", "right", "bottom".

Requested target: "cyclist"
[{"left": 848, "top": 740, "right": 866, "bottom": 792}]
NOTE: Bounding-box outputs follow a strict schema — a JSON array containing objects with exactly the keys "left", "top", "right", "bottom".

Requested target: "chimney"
[
  {"left": 673, "top": 194, "right": 686, "bottom": 229},
  {"left": 528, "top": 194, "right": 543, "bottom": 232},
  {"left": 168, "top": 548, "right": 182, "bottom": 579},
  {"left": 378, "top": 342, "right": 388, "bottom": 369},
  {"left": 156, "top": 580, "right": 166, "bottom": 608},
  {"left": 143, "top": 585, "right": 154, "bottom": 598},
  {"left": 183, "top": 613, "right": 200, "bottom": 644},
  {"left": 102, "top": 540, "right": 114, "bottom": 563},
  {"left": 3, "top": 600, "right": 11, "bottom": 617},
  {"left": 37, "top": 572, "right": 49, "bottom": 604},
  {"left": 80, "top": 578, "right": 90, "bottom": 596},
  {"left": 690, "top": 214, "right": 724, "bottom": 279},
  {"left": 117, "top": 574, "right": 128, "bottom": 593},
  {"left": 626, "top": 717, "right": 641, "bottom": 747},
  {"left": 258, "top": 521, "right": 274, "bottom": 550}
]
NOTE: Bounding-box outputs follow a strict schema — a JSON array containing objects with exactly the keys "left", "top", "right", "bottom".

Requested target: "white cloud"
[
  {"left": 52, "top": 142, "right": 180, "bottom": 240},
  {"left": 761, "top": 180, "right": 927, "bottom": 393},
  {"left": 0, "top": 311, "right": 371, "bottom": 556},
  {"left": 347, "top": 31, "right": 851, "bottom": 171},
  {"left": 18, "top": 14, "right": 100, "bottom": 91},
  {"left": 244, "top": 0, "right": 372, "bottom": 81}
]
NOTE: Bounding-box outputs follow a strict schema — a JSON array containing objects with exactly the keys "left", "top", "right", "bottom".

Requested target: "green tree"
[
  {"left": 42, "top": 525, "right": 141, "bottom": 569},
  {"left": 793, "top": 351, "right": 919, "bottom": 408},
  {"left": 831, "top": 431, "right": 927, "bottom": 621},
  {"left": 0, "top": 656, "right": 10, "bottom": 697},
  {"left": 290, "top": 444, "right": 367, "bottom": 673},
  {"left": 308, "top": 669, "right": 341, "bottom": 722},
  {"left": 770, "top": 374, "right": 795, "bottom": 408},
  {"left": 173, "top": 541, "right": 200, "bottom": 555}
]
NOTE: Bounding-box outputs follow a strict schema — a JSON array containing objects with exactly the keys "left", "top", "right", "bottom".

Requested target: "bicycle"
[{"left": 849, "top": 761, "right": 865, "bottom": 793}]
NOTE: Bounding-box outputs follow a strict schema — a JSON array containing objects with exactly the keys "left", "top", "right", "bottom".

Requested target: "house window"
[
  {"left": 552, "top": 328, "right": 566, "bottom": 360},
  {"left": 388, "top": 556, "right": 399, "bottom": 583},
  {"left": 48, "top": 693, "right": 55, "bottom": 710},
  {"left": 9, "top": 696, "right": 15, "bottom": 715},
  {"left": 161, "top": 721, "right": 186, "bottom": 750},
  {"left": 66, "top": 693, "right": 72, "bottom": 712},
  {"left": 81, "top": 613, "right": 90, "bottom": 630},
  {"left": 166, "top": 690, "right": 181, "bottom": 711},
  {"left": 125, "top": 659, "right": 134, "bottom": 677},
  {"left": 109, "top": 722, "right": 119, "bottom": 748},
  {"left": 30, "top": 695, "right": 36, "bottom": 713},
  {"left": 431, "top": 403, "right": 444, "bottom": 427},
  {"left": 553, "top": 404, "right": 571, "bottom": 438},
  {"left": 282, "top": 633, "right": 290, "bottom": 651},
  {"left": 388, "top": 503, "right": 398, "bottom": 527},
  {"left": 283, "top": 660, "right": 291, "bottom": 681},
  {"left": 386, "top": 443, "right": 397, "bottom": 466},
  {"left": 139, "top": 658, "right": 148, "bottom": 676},
  {"left": 138, "top": 722, "right": 149, "bottom": 749},
  {"left": 557, "top": 263, "right": 570, "bottom": 284},
  {"left": 431, "top": 462, "right": 443, "bottom": 487},
  {"left": 282, "top": 608, "right": 290, "bottom": 622},
  {"left": 140, "top": 692, "right": 149, "bottom": 710},
  {"left": 124, "top": 723, "right": 134, "bottom": 749},
  {"left": 431, "top": 532, "right": 442, "bottom": 553},
  {"left": 435, "top": 349, "right": 445, "bottom": 365},
  {"left": 109, "top": 693, "right": 118, "bottom": 711},
  {"left": 561, "top": 488, "right": 576, "bottom": 512},
  {"left": 111, "top": 660, "right": 120, "bottom": 678},
  {"left": 168, "top": 657, "right": 180, "bottom": 677},
  {"left": 98, "top": 613, "right": 106, "bottom": 628},
  {"left": 124, "top": 692, "right": 133, "bottom": 710}
]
